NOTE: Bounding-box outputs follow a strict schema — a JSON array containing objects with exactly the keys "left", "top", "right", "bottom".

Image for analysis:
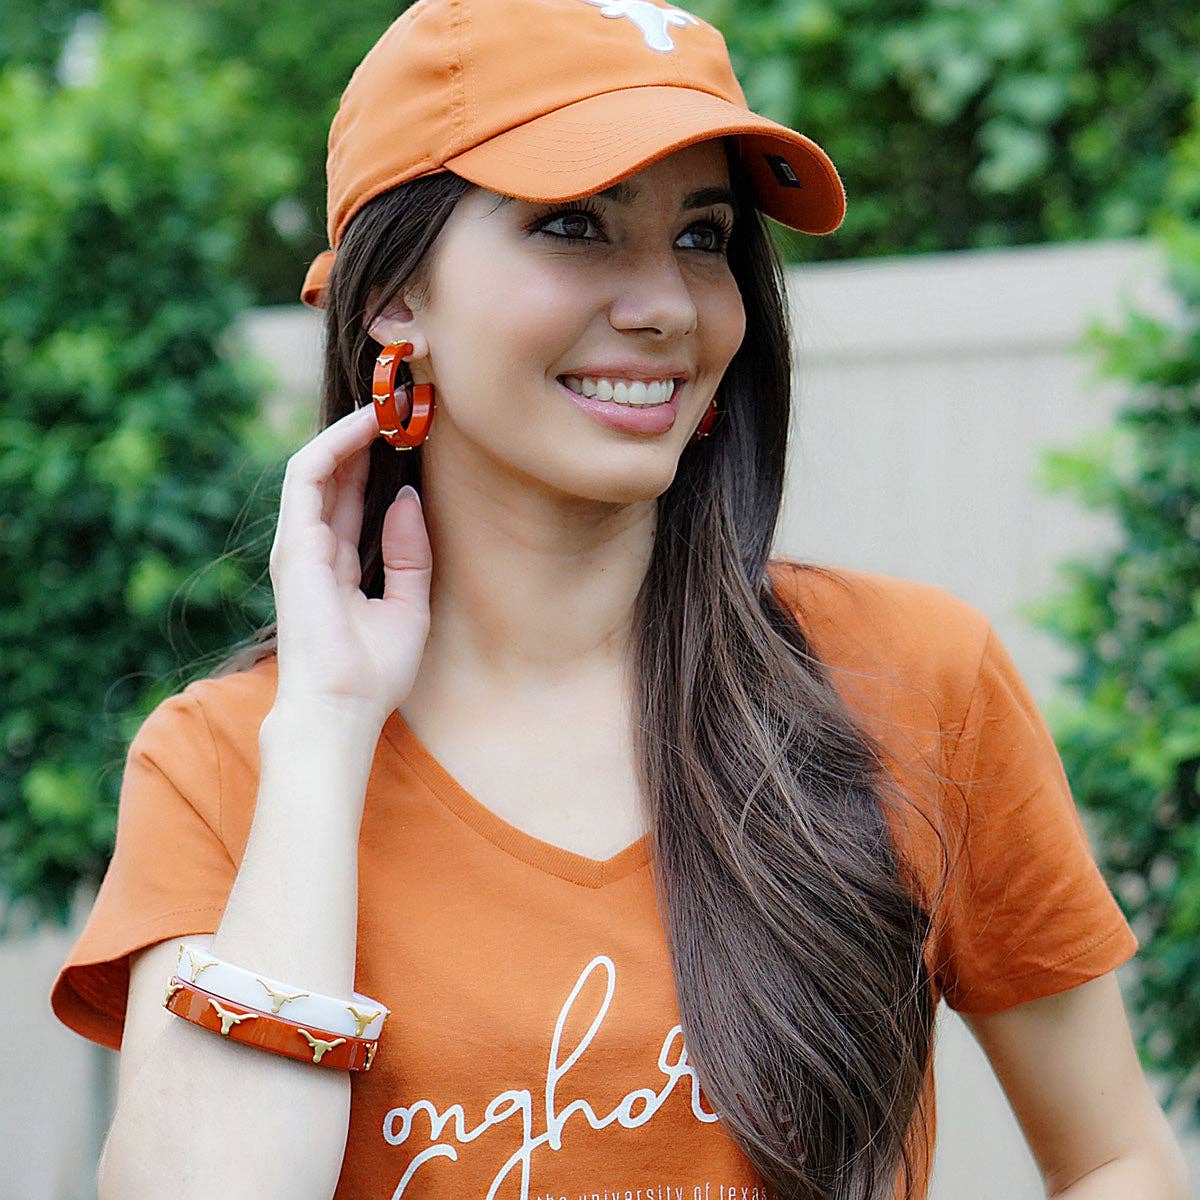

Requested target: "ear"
[{"left": 364, "top": 286, "right": 427, "bottom": 355}]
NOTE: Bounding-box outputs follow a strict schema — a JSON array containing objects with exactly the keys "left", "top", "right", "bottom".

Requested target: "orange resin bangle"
[{"left": 163, "top": 976, "right": 380, "bottom": 1072}]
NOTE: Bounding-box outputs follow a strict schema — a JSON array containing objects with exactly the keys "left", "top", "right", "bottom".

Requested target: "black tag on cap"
[{"left": 765, "top": 154, "right": 803, "bottom": 189}]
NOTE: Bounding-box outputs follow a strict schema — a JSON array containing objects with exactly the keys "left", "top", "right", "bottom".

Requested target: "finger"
[
  {"left": 327, "top": 438, "right": 372, "bottom": 552},
  {"left": 380, "top": 485, "right": 432, "bottom": 605},
  {"left": 332, "top": 535, "right": 362, "bottom": 589},
  {"left": 278, "top": 405, "right": 379, "bottom": 541},
  {"left": 321, "top": 450, "right": 356, "bottom": 528},
  {"left": 323, "top": 465, "right": 362, "bottom": 589}
]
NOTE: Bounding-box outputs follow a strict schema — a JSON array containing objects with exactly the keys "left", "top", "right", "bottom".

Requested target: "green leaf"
[{"left": 21, "top": 762, "right": 92, "bottom": 826}]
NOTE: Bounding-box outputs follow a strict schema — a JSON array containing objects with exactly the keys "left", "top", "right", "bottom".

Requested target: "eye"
[
  {"left": 678, "top": 211, "right": 735, "bottom": 254},
  {"left": 527, "top": 201, "right": 735, "bottom": 255},
  {"left": 542, "top": 210, "right": 602, "bottom": 241},
  {"left": 527, "top": 198, "right": 609, "bottom": 244}
]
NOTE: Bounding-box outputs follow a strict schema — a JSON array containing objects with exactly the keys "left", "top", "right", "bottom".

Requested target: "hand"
[{"left": 268, "top": 404, "right": 432, "bottom": 727}]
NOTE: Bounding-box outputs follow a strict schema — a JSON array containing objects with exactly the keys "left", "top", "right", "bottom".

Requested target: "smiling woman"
[
  {"left": 358, "top": 142, "right": 745, "bottom": 456},
  {"left": 47, "top": 0, "right": 1183, "bottom": 1199}
]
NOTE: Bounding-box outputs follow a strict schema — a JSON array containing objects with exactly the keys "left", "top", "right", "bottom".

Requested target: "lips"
[{"left": 556, "top": 375, "right": 681, "bottom": 434}]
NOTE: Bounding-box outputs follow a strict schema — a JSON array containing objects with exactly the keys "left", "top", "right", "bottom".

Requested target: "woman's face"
[{"left": 370, "top": 138, "right": 746, "bottom": 505}]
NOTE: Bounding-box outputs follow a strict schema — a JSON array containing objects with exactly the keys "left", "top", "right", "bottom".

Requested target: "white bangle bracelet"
[{"left": 174, "top": 942, "right": 390, "bottom": 1041}]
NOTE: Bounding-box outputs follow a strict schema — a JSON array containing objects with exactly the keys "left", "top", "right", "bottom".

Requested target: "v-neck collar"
[{"left": 380, "top": 707, "right": 653, "bottom": 890}]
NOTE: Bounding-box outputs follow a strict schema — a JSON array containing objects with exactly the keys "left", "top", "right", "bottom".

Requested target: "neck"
[{"left": 410, "top": 455, "right": 654, "bottom": 698}]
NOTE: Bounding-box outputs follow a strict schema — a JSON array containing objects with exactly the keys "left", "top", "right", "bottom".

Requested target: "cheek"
[
  {"left": 703, "top": 278, "right": 747, "bottom": 367},
  {"left": 451, "top": 256, "right": 588, "bottom": 377}
]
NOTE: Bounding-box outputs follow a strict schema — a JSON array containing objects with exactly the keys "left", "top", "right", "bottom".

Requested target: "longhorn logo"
[
  {"left": 257, "top": 979, "right": 312, "bottom": 1014},
  {"left": 346, "top": 1003, "right": 383, "bottom": 1037},
  {"left": 179, "top": 944, "right": 219, "bottom": 984},
  {"left": 207, "top": 999, "right": 259, "bottom": 1037},
  {"left": 579, "top": 0, "right": 701, "bottom": 53},
  {"left": 296, "top": 1028, "right": 348, "bottom": 1064}
]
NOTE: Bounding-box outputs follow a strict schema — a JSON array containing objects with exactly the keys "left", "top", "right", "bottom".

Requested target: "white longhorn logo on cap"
[{"left": 579, "top": 0, "right": 701, "bottom": 53}]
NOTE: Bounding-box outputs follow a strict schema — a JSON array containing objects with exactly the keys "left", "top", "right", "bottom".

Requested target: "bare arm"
[
  {"left": 961, "top": 972, "right": 1190, "bottom": 1199},
  {"left": 98, "top": 402, "right": 433, "bottom": 1200},
  {"left": 97, "top": 705, "right": 382, "bottom": 1200}
]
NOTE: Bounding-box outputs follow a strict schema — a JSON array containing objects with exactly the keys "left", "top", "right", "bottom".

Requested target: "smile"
[{"left": 559, "top": 375, "right": 678, "bottom": 407}]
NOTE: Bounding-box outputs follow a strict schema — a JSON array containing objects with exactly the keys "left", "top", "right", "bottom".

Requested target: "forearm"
[
  {"left": 99, "top": 702, "right": 382, "bottom": 1200},
  {"left": 209, "top": 699, "right": 376, "bottom": 994}
]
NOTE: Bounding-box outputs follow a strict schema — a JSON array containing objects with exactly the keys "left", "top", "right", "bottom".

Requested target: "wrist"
[
  {"left": 259, "top": 697, "right": 389, "bottom": 766},
  {"left": 263, "top": 693, "right": 390, "bottom": 738}
]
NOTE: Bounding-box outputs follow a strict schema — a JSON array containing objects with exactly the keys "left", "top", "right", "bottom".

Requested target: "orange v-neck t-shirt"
[{"left": 50, "top": 560, "right": 1139, "bottom": 1199}]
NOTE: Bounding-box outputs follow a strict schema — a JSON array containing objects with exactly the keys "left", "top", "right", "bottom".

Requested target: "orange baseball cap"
[{"left": 300, "top": 0, "right": 847, "bottom": 309}]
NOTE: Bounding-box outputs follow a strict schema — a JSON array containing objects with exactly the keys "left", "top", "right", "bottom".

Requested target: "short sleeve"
[
  {"left": 49, "top": 688, "right": 237, "bottom": 1050},
  {"left": 933, "top": 621, "right": 1139, "bottom": 1013}
]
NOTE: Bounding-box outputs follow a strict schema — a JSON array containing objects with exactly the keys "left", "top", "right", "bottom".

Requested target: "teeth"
[{"left": 562, "top": 376, "right": 675, "bottom": 406}]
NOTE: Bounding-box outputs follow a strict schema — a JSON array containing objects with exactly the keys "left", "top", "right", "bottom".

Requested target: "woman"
[{"left": 50, "top": 0, "right": 1187, "bottom": 1197}]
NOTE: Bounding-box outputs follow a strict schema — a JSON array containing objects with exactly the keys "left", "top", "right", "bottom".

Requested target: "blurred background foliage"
[
  {"left": 2, "top": 0, "right": 1200, "bottom": 1121},
  {"left": 1030, "top": 90, "right": 1200, "bottom": 1118},
  {"left": 699, "top": 0, "right": 1200, "bottom": 261},
  {"left": 0, "top": 0, "right": 291, "bottom": 931}
]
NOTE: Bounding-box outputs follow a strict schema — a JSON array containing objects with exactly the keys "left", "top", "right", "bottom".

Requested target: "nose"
[{"left": 607, "top": 251, "right": 700, "bottom": 339}]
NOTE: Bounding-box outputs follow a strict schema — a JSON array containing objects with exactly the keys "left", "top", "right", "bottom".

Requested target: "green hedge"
[
  {"left": 698, "top": 0, "right": 1200, "bottom": 260},
  {"left": 0, "top": 0, "right": 295, "bottom": 931},
  {"left": 1031, "top": 94, "right": 1200, "bottom": 1122}
]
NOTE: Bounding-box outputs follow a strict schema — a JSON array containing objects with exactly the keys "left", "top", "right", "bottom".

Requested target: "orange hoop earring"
[
  {"left": 688, "top": 399, "right": 719, "bottom": 446},
  {"left": 370, "top": 341, "right": 434, "bottom": 450}
]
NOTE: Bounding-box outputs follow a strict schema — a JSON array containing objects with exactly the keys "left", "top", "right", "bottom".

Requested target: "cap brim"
[
  {"left": 444, "top": 85, "right": 845, "bottom": 236},
  {"left": 301, "top": 248, "right": 337, "bottom": 309}
]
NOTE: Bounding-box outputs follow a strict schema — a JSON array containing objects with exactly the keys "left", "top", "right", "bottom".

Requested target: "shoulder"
[
  {"left": 127, "top": 652, "right": 280, "bottom": 818},
  {"left": 182, "top": 652, "right": 280, "bottom": 753},
  {"left": 764, "top": 557, "right": 992, "bottom": 733},
  {"left": 764, "top": 556, "right": 991, "bottom": 670},
  {"left": 126, "top": 652, "right": 281, "bottom": 861}
]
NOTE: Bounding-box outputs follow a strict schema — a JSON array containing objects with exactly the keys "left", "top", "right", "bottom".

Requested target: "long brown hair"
[{"left": 212, "top": 137, "right": 956, "bottom": 1199}]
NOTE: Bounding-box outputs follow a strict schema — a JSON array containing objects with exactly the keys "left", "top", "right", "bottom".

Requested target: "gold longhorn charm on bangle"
[
  {"left": 346, "top": 1004, "right": 383, "bottom": 1037},
  {"left": 257, "top": 980, "right": 311, "bottom": 1014},
  {"left": 208, "top": 999, "right": 259, "bottom": 1037},
  {"left": 296, "top": 1028, "right": 347, "bottom": 1065}
]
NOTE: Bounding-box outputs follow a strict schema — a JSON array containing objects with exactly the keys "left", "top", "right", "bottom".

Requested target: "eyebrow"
[
  {"left": 594, "top": 180, "right": 735, "bottom": 211},
  {"left": 492, "top": 181, "right": 735, "bottom": 212}
]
